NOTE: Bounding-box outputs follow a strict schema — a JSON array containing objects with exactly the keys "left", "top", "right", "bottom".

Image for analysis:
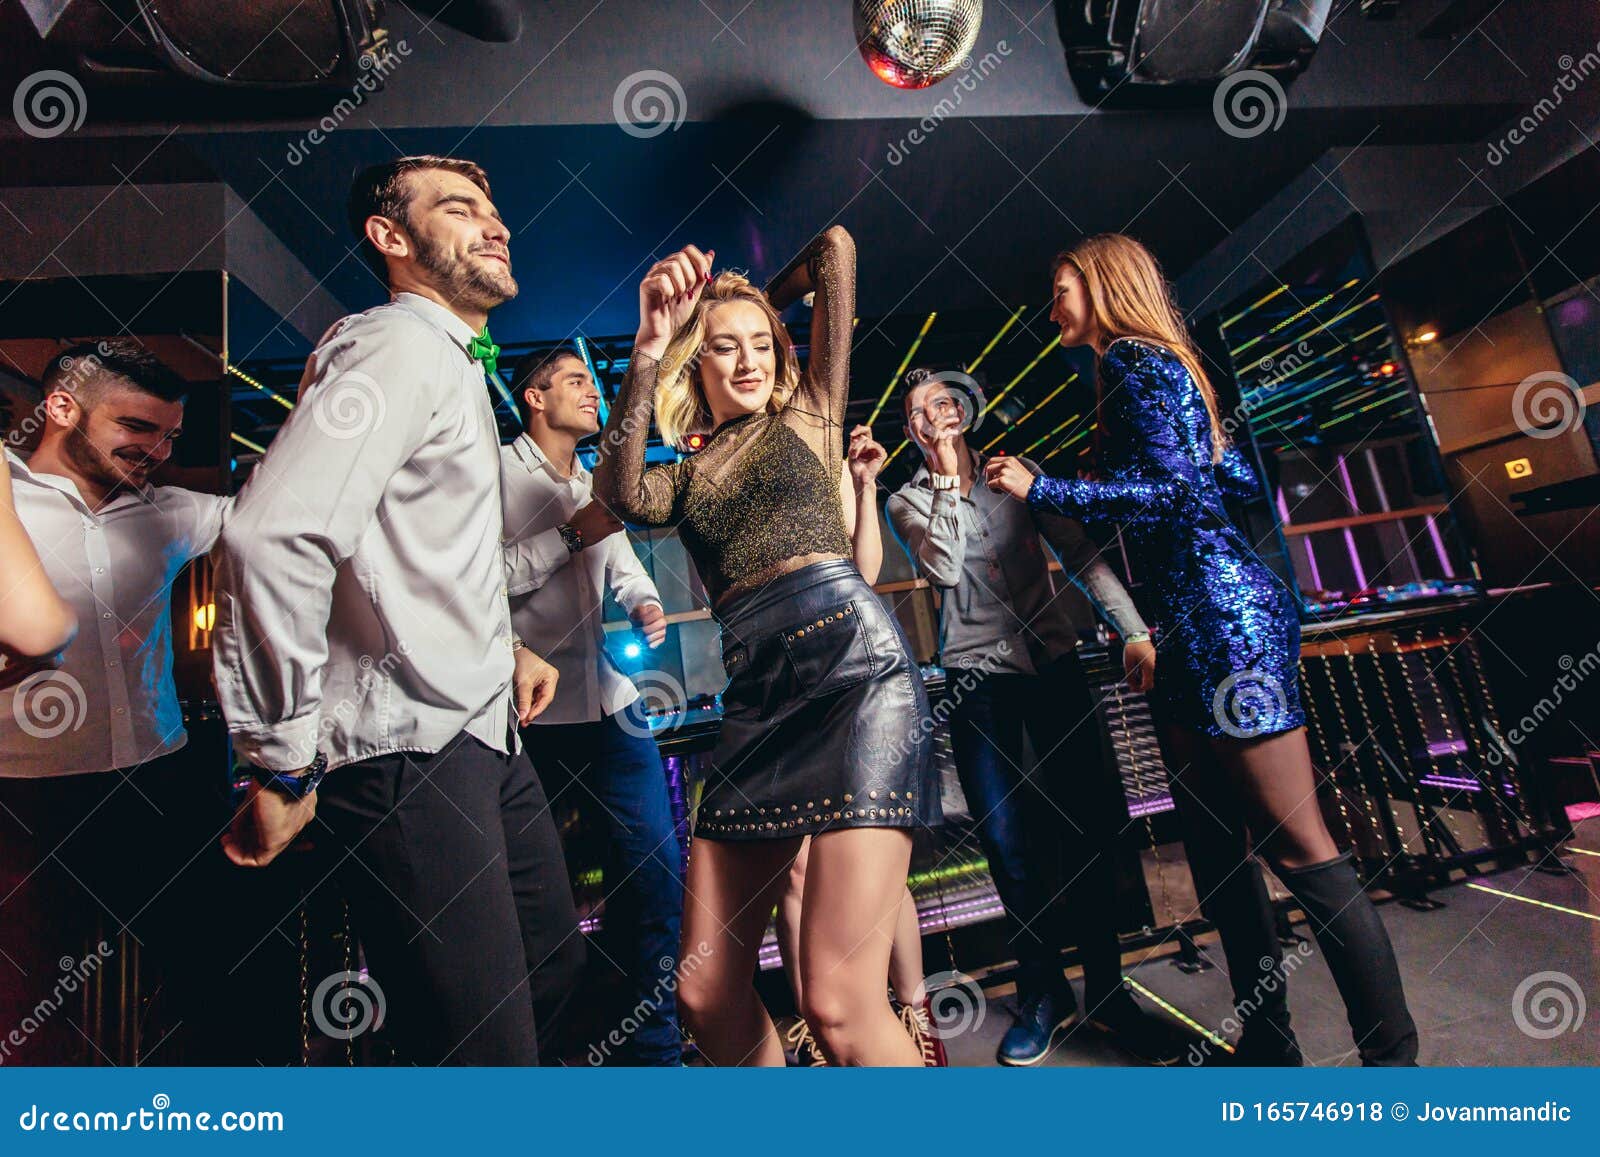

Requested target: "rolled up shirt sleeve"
[{"left": 888, "top": 487, "right": 965, "bottom": 589}]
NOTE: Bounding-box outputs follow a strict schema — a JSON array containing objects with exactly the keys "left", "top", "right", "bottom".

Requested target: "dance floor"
[{"left": 926, "top": 814, "right": 1600, "bottom": 1067}]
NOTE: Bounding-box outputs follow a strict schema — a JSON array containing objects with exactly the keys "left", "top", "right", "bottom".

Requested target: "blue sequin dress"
[{"left": 1026, "top": 337, "right": 1305, "bottom": 739}]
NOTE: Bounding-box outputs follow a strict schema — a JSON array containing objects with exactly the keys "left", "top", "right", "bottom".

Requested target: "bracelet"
[
  {"left": 511, "top": 637, "right": 526, "bottom": 651},
  {"left": 1123, "top": 632, "right": 1152, "bottom": 645},
  {"left": 931, "top": 472, "right": 960, "bottom": 491}
]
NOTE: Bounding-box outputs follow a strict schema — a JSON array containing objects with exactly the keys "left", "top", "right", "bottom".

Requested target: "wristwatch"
[
  {"left": 251, "top": 752, "right": 329, "bottom": 801},
  {"left": 557, "top": 522, "right": 584, "bottom": 554},
  {"left": 931, "top": 472, "right": 960, "bottom": 491}
]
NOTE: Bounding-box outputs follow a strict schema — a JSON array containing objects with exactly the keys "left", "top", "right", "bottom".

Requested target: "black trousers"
[
  {"left": 317, "top": 734, "right": 585, "bottom": 1065},
  {"left": 941, "top": 652, "right": 1131, "bottom": 1004},
  {"left": 0, "top": 747, "right": 240, "bottom": 1064}
]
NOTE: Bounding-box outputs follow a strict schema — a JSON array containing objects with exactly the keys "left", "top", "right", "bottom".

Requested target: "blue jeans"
[
  {"left": 940, "top": 652, "right": 1129, "bottom": 1004},
  {"left": 522, "top": 700, "right": 684, "bottom": 1065}
]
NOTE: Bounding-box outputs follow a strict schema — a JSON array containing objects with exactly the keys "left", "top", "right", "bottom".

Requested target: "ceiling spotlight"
[{"left": 855, "top": 0, "right": 984, "bottom": 90}]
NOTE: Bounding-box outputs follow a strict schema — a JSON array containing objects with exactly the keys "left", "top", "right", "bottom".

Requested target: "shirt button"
[
  {"left": 95, "top": 567, "right": 106, "bottom": 574},
  {"left": 101, "top": 612, "right": 112, "bottom": 620},
  {"left": 114, "top": 708, "right": 126, "bottom": 716},
  {"left": 106, "top": 660, "right": 118, "bottom": 668}
]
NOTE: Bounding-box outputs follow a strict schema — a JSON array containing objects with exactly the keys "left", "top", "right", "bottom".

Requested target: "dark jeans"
[
  {"left": 0, "top": 748, "right": 239, "bottom": 1064},
  {"left": 522, "top": 699, "right": 684, "bottom": 1066},
  {"left": 941, "top": 651, "right": 1129, "bottom": 1005},
  {"left": 317, "top": 734, "right": 585, "bottom": 1065}
]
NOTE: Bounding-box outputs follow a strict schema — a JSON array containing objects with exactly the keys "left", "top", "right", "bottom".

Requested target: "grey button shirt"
[
  {"left": 500, "top": 433, "right": 662, "bottom": 725},
  {"left": 214, "top": 292, "right": 523, "bottom": 773},
  {"left": 887, "top": 446, "right": 1147, "bottom": 674},
  {"left": 1, "top": 449, "right": 230, "bottom": 777}
]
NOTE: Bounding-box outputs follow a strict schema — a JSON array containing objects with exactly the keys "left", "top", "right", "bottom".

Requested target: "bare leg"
[
  {"left": 887, "top": 886, "right": 924, "bottom": 1004},
  {"left": 677, "top": 836, "right": 802, "bottom": 1066},
  {"left": 797, "top": 826, "right": 923, "bottom": 1066},
  {"left": 775, "top": 835, "right": 810, "bottom": 1007}
]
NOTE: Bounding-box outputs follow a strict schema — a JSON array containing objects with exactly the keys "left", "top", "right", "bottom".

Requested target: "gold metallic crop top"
[{"left": 592, "top": 228, "right": 857, "bottom": 608}]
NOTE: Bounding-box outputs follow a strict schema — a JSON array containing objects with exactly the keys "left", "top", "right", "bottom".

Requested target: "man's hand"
[
  {"left": 983, "top": 454, "right": 1036, "bottom": 501},
  {"left": 567, "top": 500, "right": 623, "bottom": 549},
  {"left": 222, "top": 782, "right": 317, "bottom": 868},
  {"left": 1123, "top": 637, "right": 1157, "bottom": 694},
  {"left": 631, "top": 601, "right": 668, "bottom": 649},
  {"left": 513, "top": 646, "right": 559, "bottom": 724}
]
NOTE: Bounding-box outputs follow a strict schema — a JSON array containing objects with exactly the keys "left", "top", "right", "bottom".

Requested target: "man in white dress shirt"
[
  {"left": 501, "top": 347, "right": 683, "bottom": 1065},
  {"left": 0, "top": 340, "right": 235, "bottom": 1063},
  {"left": 213, "top": 156, "right": 582, "bottom": 1065}
]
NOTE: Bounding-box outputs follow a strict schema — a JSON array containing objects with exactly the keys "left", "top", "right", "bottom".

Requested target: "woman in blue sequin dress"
[{"left": 985, "top": 234, "right": 1418, "bottom": 1066}]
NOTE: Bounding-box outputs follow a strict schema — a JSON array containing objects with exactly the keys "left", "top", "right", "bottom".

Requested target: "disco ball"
[{"left": 855, "top": 0, "right": 984, "bottom": 90}]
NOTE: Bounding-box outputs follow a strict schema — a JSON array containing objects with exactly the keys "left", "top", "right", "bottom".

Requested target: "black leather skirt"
[{"left": 696, "top": 558, "right": 938, "bottom": 841}]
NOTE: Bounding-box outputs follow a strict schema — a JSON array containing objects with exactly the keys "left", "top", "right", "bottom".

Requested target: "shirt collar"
[
  {"left": 391, "top": 292, "right": 480, "bottom": 354},
  {"left": 5, "top": 446, "right": 154, "bottom": 510},
  {"left": 512, "top": 432, "right": 587, "bottom": 482}
]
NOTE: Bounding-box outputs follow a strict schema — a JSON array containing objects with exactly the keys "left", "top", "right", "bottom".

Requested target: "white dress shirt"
[
  {"left": 501, "top": 432, "right": 662, "bottom": 725},
  {"left": 0, "top": 449, "right": 230, "bottom": 778},
  {"left": 214, "top": 292, "right": 527, "bottom": 773}
]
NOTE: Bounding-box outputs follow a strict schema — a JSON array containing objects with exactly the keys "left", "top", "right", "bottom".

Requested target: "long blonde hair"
[
  {"left": 1053, "top": 234, "right": 1227, "bottom": 464},
  {"left": 655, "top": 271, "right": 801, "bottom": 445}
]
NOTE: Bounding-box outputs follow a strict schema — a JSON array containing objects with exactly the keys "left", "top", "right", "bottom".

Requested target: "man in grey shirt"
[
  {"left": 888, "top": 368, "right": 1183, "bottom": 1066},
  {"left": 214, "top": 155, "right": 582, "bottom": 1065}
]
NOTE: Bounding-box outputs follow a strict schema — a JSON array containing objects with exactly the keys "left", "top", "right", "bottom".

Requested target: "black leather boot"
[{"left": 1273, "top": 851, "right": 1419, "bottom": 1066}]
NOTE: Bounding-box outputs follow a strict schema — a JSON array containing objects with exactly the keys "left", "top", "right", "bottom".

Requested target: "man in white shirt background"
[
  {"left": 501, "top": 347, "right": 683, "bottom": 1066},
  {"left": 213, "top": 156, "right": 583, "bottom": 1066},
  {"left": 0, "top": 340, "right": 237, "bottom": 1063}
]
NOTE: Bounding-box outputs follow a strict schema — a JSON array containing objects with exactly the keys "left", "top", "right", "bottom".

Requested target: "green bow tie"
[
  {"left": 469, "top": 326, "right": 517, "bottom": 413},
  {"left": 467, "top": 326, "right": 500, "bottom": 378}
]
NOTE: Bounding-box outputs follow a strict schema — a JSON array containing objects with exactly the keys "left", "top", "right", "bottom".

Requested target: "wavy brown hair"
[{"left": 1051, "top": 234, "right": 1227, "bottom": 464}]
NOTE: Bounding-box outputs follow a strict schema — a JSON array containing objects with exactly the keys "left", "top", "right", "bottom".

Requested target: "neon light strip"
[
  {"left": 1221, "top": 282, "right": 1290, "bottom": 332},
  {"left": 1020, "top": 412, "right": 1084, "bottom": 457},
  {"left": 983, "top": 376, "right": 1078, "bottom": 451},
  {"left": 1466, "top": 883, "right": 1600, "bottom": 921},
  {"left": 982, "top": 336, "right": 1058, "bottom": 416},
  {"left": 1123, "top": 976, "right": 1233, "bottom": 1052},
  {"left": 230, "top": 432, "right": 268, "bottom": 454},
  {"left": 1564, "top": 847, "right": 1600, "bottom": 858},
  {"left": 1229, "top": 280, "right": 1357, "bottom": 359},
  {"left": 966, "top": 306, "right": 1025, "bottom": 374},
  {"left": 225, "top": 364, "right": 294, "bottom": 410},
  {"left": 870, "top": 312, "right": 937, "bottom": 426}
]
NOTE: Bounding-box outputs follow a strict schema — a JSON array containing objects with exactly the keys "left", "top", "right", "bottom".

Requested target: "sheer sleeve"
[
  {"left": 767, "top": 225, "right": 856, "bottom": 480},
  {"left": 590, "top": 348, "right": 688, "bottom": 527},
  {"left": 1025, "top": 342, "right": 1201, "bottom": 530}
]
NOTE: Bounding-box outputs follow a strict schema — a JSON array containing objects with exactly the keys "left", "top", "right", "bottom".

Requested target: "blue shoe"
[{"left": 996, "top": 990, "right": 1078, "bottom": 1066}]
